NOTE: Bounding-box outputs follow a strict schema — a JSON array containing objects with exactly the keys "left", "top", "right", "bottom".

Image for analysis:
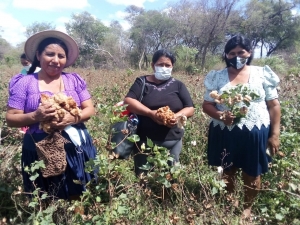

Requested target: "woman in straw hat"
[{"left": 6, "top": 30, "right": 97, "bottom": 204}]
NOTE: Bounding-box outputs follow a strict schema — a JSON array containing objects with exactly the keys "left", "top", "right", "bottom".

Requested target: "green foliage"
[
  {"left": 203, "top": 53, "right": 223, "bottom": 72},
  {"left": 128, "top": 10, "right": 177, "bottom": 68},
  {"left": 66, "top": 11, "right": 109, "bottom": 68},
  {"left": 3, "top": 56, "right": 18, "bottom": 68},
  {"left": 174, "top": 46, "right": 199, "bottom": 74},
  {"left": 254, "top": 56, "right": 287, "bottom": 74}
]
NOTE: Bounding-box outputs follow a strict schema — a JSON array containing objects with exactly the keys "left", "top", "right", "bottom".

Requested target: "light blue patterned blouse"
[{"left": 204, "top": 65, "right": 280, "bottom": 131}]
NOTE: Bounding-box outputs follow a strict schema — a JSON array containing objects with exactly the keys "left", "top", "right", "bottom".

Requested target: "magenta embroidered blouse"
[{"left": 7, "top": 72, "right": 91, "bottom": 133}]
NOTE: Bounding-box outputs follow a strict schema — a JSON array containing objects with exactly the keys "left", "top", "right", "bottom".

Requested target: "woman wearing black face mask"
[{"left": 202, "top": 35, "right": 281, "bottom": 221}]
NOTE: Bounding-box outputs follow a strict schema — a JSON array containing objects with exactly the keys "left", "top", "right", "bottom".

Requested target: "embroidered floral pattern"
[{"left": 146, "top": 78, "right": 175, "bottom": 91}]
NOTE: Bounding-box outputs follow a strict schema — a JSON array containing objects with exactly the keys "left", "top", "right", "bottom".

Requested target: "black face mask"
[{"left": 227, "top": 56, "right": 248, "bottom": 69}]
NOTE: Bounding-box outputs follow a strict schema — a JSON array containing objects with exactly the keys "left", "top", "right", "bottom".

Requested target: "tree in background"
[
  {"left": 25, "top": 21, "right": 55, "bottom": 38},
  {"left": 169, "top": 0, "right": 239, "bottom": 69},
  {"left": 126, "top": 8, "right": 177, "bottom": 70},
  {"left": 65, "top": 11, "right": 109, "bottom": 68},
  {"left": 241, "top": 0, "right": 300, "bottom": 57},
  {"left": 99, "top": 20, "right": 131, "bottom": 69},
  {"left": 2, "top": 0, "right": 300, "bottom": 70}
]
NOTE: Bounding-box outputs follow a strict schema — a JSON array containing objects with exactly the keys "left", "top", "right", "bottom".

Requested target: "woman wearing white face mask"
[
  {"left": 124, "top": 49, "right": 194, "bottom": 176},
  {"left": 20, "top": 53, "right": 41, "bottom": 75},
  {"left": 20, "top": 53, "right": 32, "bottom": 75},
  {"left": 202, "top": 35, "right": 281, "bottom": 221}
]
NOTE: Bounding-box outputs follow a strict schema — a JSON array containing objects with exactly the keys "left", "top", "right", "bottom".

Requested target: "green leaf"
[
  {"left": 41, "top": 193, "right": 48, "bottom": 200},
  {"left": 96, "top": 196, "right": 101, "bottom": 202},
  {"left": 261, "top": 207, "right": 268, "bottom": 213},
  {"left": 127, "top": 134, "right": 140, "bottom": 142},
  {"left": 119, "top": 193, "right": 127, "bottom": 199},
  {"left": 243, "top": 100, "right": 250, "bottom": 107},
  {"left": 288, "top": 183, "right": 298, "bottom": 191},
  {"left": 29, "top": 202, "right": 38, "bottom": 208},
  {"left": 92, "top": 215, "right": 101, "bottom": 222},
  {"left": 211, "top": 187, "right": 218, "bottom": 195},
  {"left": 147, "top": 137, "right": 154, "bottom": 148},
  {"left": 275, "top": 213, "right": 284, "bottom": 220},
  {"left": 117, "top": 206, "right": 128, "bottom": 214},
  {"left": 162, "top": 179, "right": 171, "bottom": 188},
  {"left": 29, "top": 173, "right": 40, "bottom": 181}
]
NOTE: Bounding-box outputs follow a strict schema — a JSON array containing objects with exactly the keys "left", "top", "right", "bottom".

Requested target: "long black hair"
[
  {"left": 27, "top": 37, "right": 68, "bottom": 74},
  {"left": 222, "top": 35, "right": 254, "bottom": 67}
]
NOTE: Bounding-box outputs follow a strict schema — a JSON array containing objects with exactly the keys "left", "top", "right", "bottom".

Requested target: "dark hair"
[
  {"left": 223, "top": 35, "right": 254, "bottom": 67},
  {"left": 20, "top": 53, "right": 29, "bottom": 60},
  {"left": 152, "top": 49, "right": 176, "bottom": 65},
  {"left": 28, "top": 37, "right": 69, "bottom": 74}
]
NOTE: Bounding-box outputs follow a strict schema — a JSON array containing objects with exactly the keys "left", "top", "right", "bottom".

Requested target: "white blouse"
[{"left": 204, "top": 65, "right": 280, "bottom": 131}]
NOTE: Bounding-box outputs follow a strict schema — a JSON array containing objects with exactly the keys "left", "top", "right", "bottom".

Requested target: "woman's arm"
[
  {"left": 174, "top": 107, "right": 195, "bottom": 118},
  {"left": 6, "top": 103, "right": 57, "bottom": 127},
  {"left": 266, "top": 99, "right": 281, "bottom": 155},
  {"left": 124, "top": 97, "right": 162, "bottom": 124},
  {"left": 125, "top": 97, "right": 195, "bottom": 127},
  {"left": 202, "top": 100, "right": 234, "bottom": 126}
]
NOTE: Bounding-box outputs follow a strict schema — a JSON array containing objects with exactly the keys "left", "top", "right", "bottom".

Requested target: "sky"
[{"left": 0, "top": 0, "right": 173, "bottom": 47}]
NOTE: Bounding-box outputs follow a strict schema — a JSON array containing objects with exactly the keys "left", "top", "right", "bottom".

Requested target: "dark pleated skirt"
[
  {"left": 22, "top": 123, "right": 97, "bottom": 200},
  {"left": 207, "top": 123, "right": 271, "bottom": 177}
]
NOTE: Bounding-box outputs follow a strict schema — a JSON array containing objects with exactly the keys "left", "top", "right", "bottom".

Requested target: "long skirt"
[
  {"left": 207, "top": 123, "right": 271, "bottom": 177},
  {"left": 21, "top": 123, "right": 97, "bottom": 200}
]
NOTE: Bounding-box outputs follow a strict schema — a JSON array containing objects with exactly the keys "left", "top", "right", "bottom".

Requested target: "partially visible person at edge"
[
  {"left": 202, "top": 35, "right": 281, "bottom": 220},
  {"left": 124, "top": 49, "right": 195, "bottom": 177},
  {"left": 6, "top": 30, "right": 97, "bottom": 205},
  {"left": 20, "top": 53, "right": 31, "bottom": 75},
  {"left": 19, "top": 53, "right": 41, "bottom": 75}
]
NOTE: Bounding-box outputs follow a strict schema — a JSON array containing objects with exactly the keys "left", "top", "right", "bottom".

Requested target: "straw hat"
[{"left": 24, "top": 30, "right": 79, "bottom": 67}]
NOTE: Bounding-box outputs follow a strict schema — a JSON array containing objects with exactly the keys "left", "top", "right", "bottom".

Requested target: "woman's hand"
[
  {"left": 268, "top": 135, "right": 280, "bottom": 156},
  {"left": 34, "top": 103, "right": 57, "bottom": 122},
  {"left": 167, "top": 116, "right": 178, "bottom": 128},
  {"left": 149, "top": 110, "right": 164, "bottom": 125},
  {"left": 50, "top": 112, "right": 77, "bottom": 130},
  {"left": 150, "top": 110, "right": 178, "bottom": 127},
  {"left": 219, "top": 111, "right": 235, "bottom": 126},
  {"left": 266, "top": 99, "right": 281, "bottom": 156}
]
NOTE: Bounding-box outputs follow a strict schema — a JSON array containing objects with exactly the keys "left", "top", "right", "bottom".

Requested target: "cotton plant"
[{"left": 210, "top": 84, "right": 259, "bottom": 123}]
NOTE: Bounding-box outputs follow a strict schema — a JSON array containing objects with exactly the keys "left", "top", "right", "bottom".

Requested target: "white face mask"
[
  {"left": 24, "top": 64, "right": 32, "bottom": 71},
  {"left": 154, "top": 66, "right": 172, "bottom": 80}
]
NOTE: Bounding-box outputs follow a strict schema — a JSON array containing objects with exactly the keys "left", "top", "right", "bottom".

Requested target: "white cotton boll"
[
  {"left": 217, "top": 166, "right": 223, "bottom": 174},
  {"left": 177, "top": 115, "right": 187, "bottom": 129}
]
